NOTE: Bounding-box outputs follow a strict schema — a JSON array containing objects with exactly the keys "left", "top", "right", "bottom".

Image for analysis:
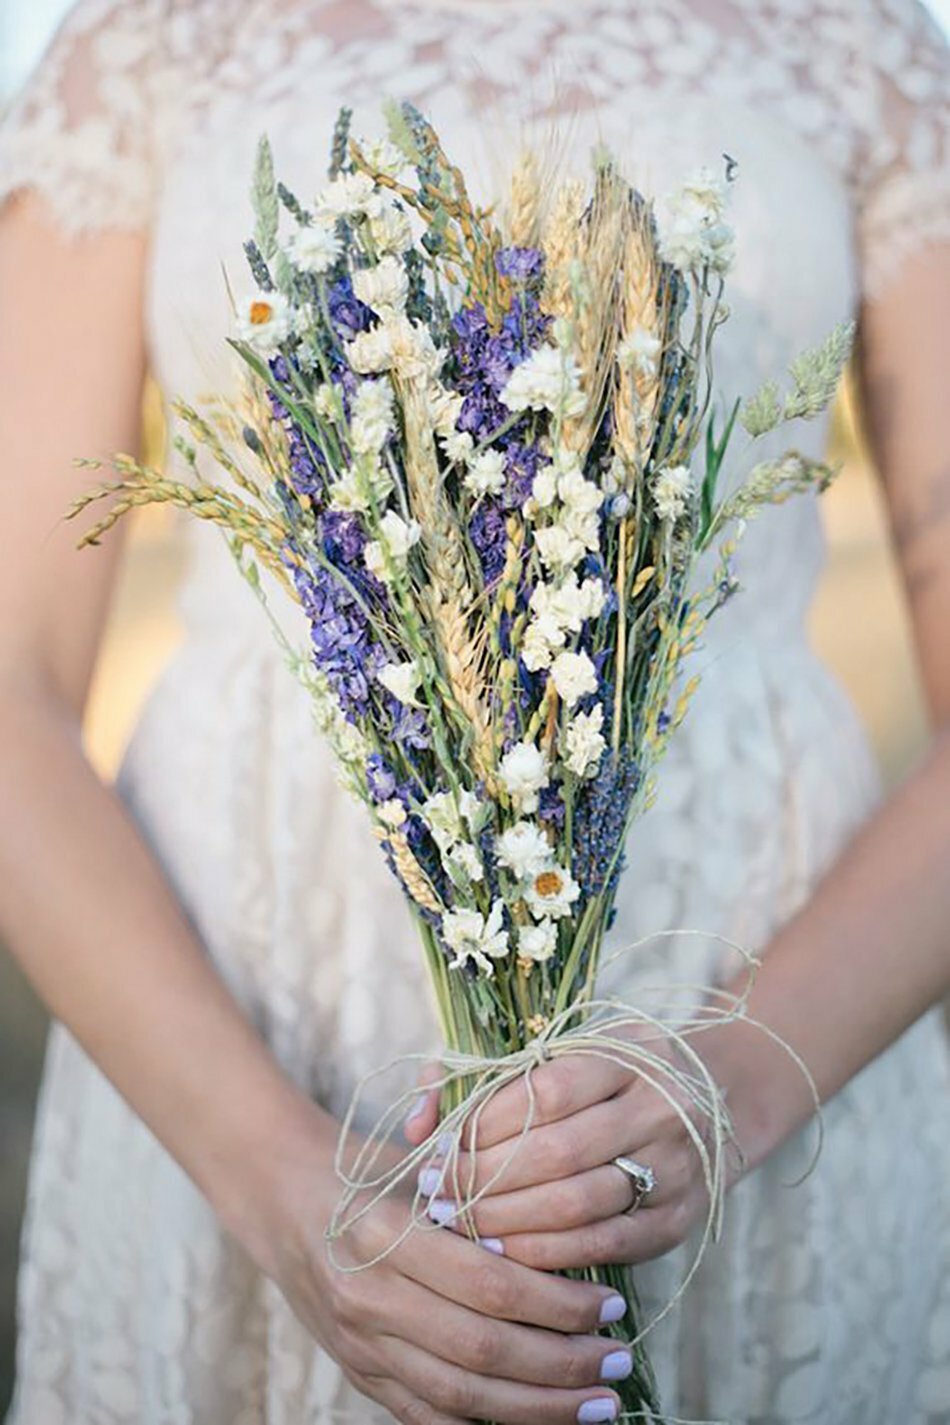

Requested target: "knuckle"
[
  {"left": 559, "top": 1342, "right": 598, "bottom": 1389},
  {"left": 535, "top": 1062, "right": 573, "bottom": 1120},
  {"left": 398, "top": 1396, "right": 438, "bottom": 1425},
  {"left": 471, "top": 1260, "right": 513, "bottom": 1317},
  {"left": 442, "top": 1372, "right": 479, "bottom": 1417},
  {"left": 456, "top": 1319, "right": 500, "bottom": 1372}
]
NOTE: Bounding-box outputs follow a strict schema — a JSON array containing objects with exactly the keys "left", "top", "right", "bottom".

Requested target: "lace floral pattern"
[{"left": 2, "top": 1, "right": 949, "bottom": 1421}]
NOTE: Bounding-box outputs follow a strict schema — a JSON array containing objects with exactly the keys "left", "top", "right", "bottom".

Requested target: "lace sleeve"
[
  {"left": 0, "top": 0, "right": 168, "bottom": 236},
  {"left": 853, "top": 0, "right": 950, "bottom": 303}
]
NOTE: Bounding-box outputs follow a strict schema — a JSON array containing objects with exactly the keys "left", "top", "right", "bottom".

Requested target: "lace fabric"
[{"left": 2, "top": 3, "right": 950, "bottom": 1422}]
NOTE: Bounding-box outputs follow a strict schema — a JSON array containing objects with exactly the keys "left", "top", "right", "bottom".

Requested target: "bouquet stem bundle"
[{"left": 68, "top": 101, "right": 849, "bottom": 1422}]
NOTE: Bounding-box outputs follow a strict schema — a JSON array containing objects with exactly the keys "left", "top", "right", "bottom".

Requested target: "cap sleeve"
[
  {"left": 0, "top": 0, "right": 167, "bottom": 236},
  {"left": 853, "top": 0, "right": 950, "bottom": 303}
]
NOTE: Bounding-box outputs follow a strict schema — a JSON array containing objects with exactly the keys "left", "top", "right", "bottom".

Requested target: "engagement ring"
[{"left": 612, "top": 1155, "right": 657, "bottom": 1214}]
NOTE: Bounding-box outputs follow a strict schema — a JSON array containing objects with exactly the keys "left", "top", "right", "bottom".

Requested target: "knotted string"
[{"left": 326, "top": 929, "right": 822, "bottom": 1376}]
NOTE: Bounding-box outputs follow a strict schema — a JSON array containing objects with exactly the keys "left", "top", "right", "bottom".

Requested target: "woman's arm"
[
  {"left": 407, "top": 241, "right": 950, "bottom": 1271},
  {"left": 0, "top": 193, "right": 636, "bottom": 1424}
]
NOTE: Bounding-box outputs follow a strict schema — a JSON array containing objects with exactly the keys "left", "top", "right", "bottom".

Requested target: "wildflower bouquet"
[{"left": 69, "top": 101, "right": 850, "bottom": 1421}]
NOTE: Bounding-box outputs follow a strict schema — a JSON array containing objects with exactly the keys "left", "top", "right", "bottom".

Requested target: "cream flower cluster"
[
  {"left": 423, "top": 789, "right": 488, "bottom": 887},
  {"left": 500, "top": 344, "right": 586, "bottom": 418},
  {"left": 364, "top": 510, "right": 421, "bottom": 583},
  {"left": 653, "top": 464, "right": 693, "bottom": 523},
  {"left": 493, "top": 820, "right": 579, "bottom": 964},
  {"left": 659, "top": 168, "right": 735, "bottom": 276},
  {"left": 441, "top": 901, "right": 509, "bottom": 975}
]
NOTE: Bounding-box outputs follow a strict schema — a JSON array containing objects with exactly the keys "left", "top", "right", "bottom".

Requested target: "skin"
[
  {"left": 0, "top": 190, "right": 632, "bottom": 1425},
  {"left": 406, "top": 239, "right": 950, "bottom": 1273}
]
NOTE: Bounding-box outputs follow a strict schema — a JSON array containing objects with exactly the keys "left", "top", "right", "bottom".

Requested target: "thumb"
[{"left": 403, "top": 1061, "right": 442, "bottom": 1146}]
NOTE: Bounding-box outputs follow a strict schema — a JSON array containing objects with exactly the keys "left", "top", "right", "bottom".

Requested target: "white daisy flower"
[
  {"left": 440, "top": 429, "right": 476, "bottom": 465},
  {"left": 236, "top": 292, "right": 293, "bottom": 354},
  {"left": 317, "top": 170, "right": 381, "bottom": 220},
  {"left": 518, "top": 920, "right": 558, "bottom": 964},
  {"left": 499, "top": 740, "right": 549, "bottom": 814},
  {"left": 284, "top": 220, "right": 342, "bottom": 275},
  {"left": 563, "top": 703, "right": 606, "bottom": 778},
  {"left": 442, "top": 901, "right": 510, "bottom": 975},
  {"left": 464, "top": 449, "right": 507, "bottom": 498},
  {"left": 500, "top": 345, "right": 586, "bottom": 418},
  {"left": 549, "top": 649, "right": 598, "bottom": 708},
  {"left": 525, "top": 865, "right": 581, "bottom": 921},
  {"left": 495, "top": 822, "right": 553, "bottom": 880}
]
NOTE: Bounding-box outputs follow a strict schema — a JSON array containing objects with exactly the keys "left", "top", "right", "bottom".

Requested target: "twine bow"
[{"left": 327, "top": 929, "right": 822, "bottom": 1372}]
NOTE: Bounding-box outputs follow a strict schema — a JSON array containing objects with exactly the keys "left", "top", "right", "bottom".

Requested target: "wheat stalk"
[
  {"left": 613, "top": 210, "right": 664, "bottom": 475},
  {"left": 507, "top": 149, "right": 543, "bottom": 248},
  {"left": 375, "top": 828, "right": 443, "bottom": 913},
  {"left": 540, "top": 177, "right": 586, "bottom": 321}
]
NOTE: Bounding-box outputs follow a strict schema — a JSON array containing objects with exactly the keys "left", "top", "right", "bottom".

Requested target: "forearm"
[
  {"left": 699, "top": 727, "right": 950, "bottom": 1176},
  {"left": 0, "top": 679, "right": 338, "bottom": 1257}
]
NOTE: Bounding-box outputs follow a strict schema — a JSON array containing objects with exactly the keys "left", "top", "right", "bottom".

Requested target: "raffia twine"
[{"left": 325, "top": 928, "right": 823, "bottom": 1404}]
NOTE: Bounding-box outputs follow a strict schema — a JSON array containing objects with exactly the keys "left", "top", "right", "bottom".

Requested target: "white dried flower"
[
  {"left": 464, "top": 448, "right": 507, "bottom": 498},
  {"left": 563, "top": 702, "right": 606, "bottom": 778},
  {"left": 518, "top": 920, "right": 558, "bottom": 964},
  {"left": 356, "top": 134, "right": 408, "bottom": 180},
  {"left": 284, "top": 220, "right": 342, "bottom": 275},
  {"left": 378, "top": 798, "right": 408, "bottom": 828},
  {"left": 495, "top": 822, "right": 553, "bottom": 880},
  {"left": 531, "top": 465, "right": 559, "bottom": 509},
  {"left": 653, "top": 464, "right": 692, "bottom": 522},
  {"left": 521, "top": 613, "right": 566, "bottom": 672},
  {"left": 617, "top": 325, "right": 662, "bottom": 377},
  {"left": 557, "top": 467, "right": 604, "bottom": 515},
  {"left": 364, "top": 510, "right": 421, "bottom": 582},
  {"left": 328, "top": 461, "right": 393, "bottom": 514},
  {"left": 549, "top": 649, "right": 598, "bottom": 708},
  {"left": 352, "top": 255, "right": 409, "bottom": 316},
  {"left": 499, "top": 740, "right": 549, "bottom": 814},
  {"left": 525, "top": 865, "right": 581, "bottom": 921},
  {"left": 500, "top": 345, "right": 586, "bottom": 418},
  {"left": 659, "top": 167, "right": 734, "bottom": 276},
  {"left": 428, "top": 385, "right": 465, "bottom": 438},
  {"left": 530, "top": 573, "right": 606, "bottom": 633},
  {"left": 377, "top": 660, "right": 422, "bottom": 706},
  {"left": 446, "top": 841, "right": 485, "bottom": 883},
  {"left": 368, "top": 202, "right": 414, "bottom": 255},
  {"left": 534, "top": 523, "right": 587, "bottom": 573},
  {"left": 236, "top": 292, "right": 292, "bottom": 354},
  {"left": 440, "top": 429, "right": 476, "bottom": 465},
  {"left": 442, "top": 901, "right": 510, "bottom": 975},
  {"left": 347, "top": 324, "right": 394, "bottom": 374},
  {"left": 314, "top": 381, "right": 342, "bottom": 422},
  {"left": 317, "top": 171, "right": 382, "bottom": 220}
]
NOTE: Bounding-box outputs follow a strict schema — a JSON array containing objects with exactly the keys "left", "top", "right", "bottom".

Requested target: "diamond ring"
[{"left": 612, "top": 1155, "right": 657, "bottom": 1214}]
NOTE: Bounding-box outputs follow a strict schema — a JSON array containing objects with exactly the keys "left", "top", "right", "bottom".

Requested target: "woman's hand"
[
  {"left": 242, "top": 1113, "right": 635, "bottom": 1425},
  {"left": 404, "top": 1039, "right": 743, "bottom": 1273}
]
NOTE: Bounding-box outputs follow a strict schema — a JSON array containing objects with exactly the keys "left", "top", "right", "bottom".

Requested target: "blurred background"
[{"left": 1, "top": 0, "right": 947, "bottom": 1413}]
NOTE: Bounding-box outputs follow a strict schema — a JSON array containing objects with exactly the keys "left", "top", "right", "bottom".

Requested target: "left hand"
[{"left": 404, "top": 1039, "right": 744, "bottom": 1272}]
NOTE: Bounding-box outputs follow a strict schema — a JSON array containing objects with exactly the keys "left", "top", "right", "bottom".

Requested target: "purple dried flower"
[{"left": 494, "top": 245, "right": 544, "bottom": 284}]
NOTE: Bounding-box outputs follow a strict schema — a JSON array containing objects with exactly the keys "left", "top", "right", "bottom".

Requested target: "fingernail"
[
  {"left": 577, "top": 1399, "right": 618, "bottom": 1423},
  {"left": 479, "top": 1237, "right": 504, "bottom": 1255},
  {"left": 418, "top": 1166, "right": 444, "bottom": 1197},
  {"left": 405, "top": 1094, "right": 429, "bottom": 1125},
  {"left": 600, "top": 1349, "right": 632, "bottom": 1382},
  {"left": 427, "top": 1198, "right": 457, "bottom": 1226},
  {"left": 598, "top": 1294, "right": 627, "bottom": 1325}
]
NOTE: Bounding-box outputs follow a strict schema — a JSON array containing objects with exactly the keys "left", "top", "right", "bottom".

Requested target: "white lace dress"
[{"left": 2, "top": 1, "right": 950, "bottom": 1421}]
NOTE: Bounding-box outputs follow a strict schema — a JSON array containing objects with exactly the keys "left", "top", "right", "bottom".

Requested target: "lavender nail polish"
[
  {"left": 418, "top": 1166, "right": 444, "bottom": 1197},
  {"left": 405, "top": 1094, "right": 429, "bottom": 1125},
  {"left": 577, "top": 1399, "right": 618, "bottom": 1423},
  {"left": 597, "top": 1294, "right": 627, "bottom": 1325},
  {"left": 600, "top": 1349, "right": 632, "bottom": 1382},
  {"left": 427, "top": 1199, "right": 457, "bottom": 1225},
  {"left": 479, "top": 1237, "right": 505, "bottom": 1255}
]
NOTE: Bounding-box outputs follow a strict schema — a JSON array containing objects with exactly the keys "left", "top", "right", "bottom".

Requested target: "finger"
[
  {"left": 369, "top": 1374, "right": 471, "bottom": 1425},
  {"left": 462, "top": 1054, "right": 632, "bottom": 1151},
  {"left": 378, "top": 1335, "right": 623, "bottom": 1425},
  {"left": 371, "top": 1273, "right": 634, "bottom": 1389},
  {"left": 426, "top": 1164, "right": 634, "bottom": 1239},
  {"left": 400, "top": 1225, "right": 630, "bottom": 1333},
  {"left": 404, "top": 1063, "right": 444, "bottom": 1147},
  {"left": 450, "top": 1100, "right": 629, "bottom": 1199},
  {"left": 500, "top": 1202, "right": 687, "bottom": 1272}
]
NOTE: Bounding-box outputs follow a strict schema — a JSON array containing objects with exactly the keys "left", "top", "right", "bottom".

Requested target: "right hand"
[{"left": 257, "top": 1135, "right": 634, "bottom": 1425}]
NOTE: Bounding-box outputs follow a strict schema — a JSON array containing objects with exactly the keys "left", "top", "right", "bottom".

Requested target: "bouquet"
[{"left": 69, "top": 101, "right": 849, "bottom": 1421}]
